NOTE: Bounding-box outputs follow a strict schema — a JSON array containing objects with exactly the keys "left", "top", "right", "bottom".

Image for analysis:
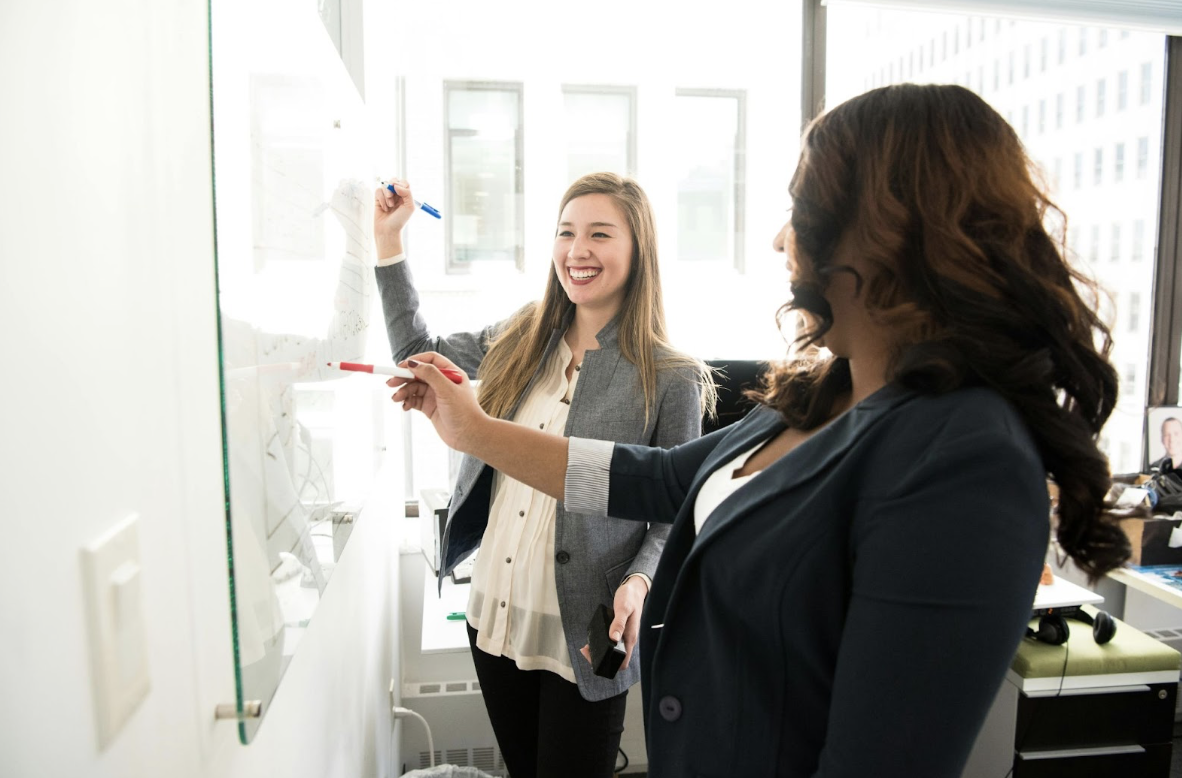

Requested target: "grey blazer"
[{"left": 376, "top": 260, "right": 702, "bottom": 700}]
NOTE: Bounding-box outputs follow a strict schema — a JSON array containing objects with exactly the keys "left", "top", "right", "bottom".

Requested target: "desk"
[
  {"left": 420, "top": 567, "right": 472, "bottom": 654},
  {"left": 1110, "top": 567, "right": 1182, "bottom": 611}
]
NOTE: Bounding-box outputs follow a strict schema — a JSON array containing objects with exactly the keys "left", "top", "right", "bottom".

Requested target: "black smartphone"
[{"left": 587, "top": 603, "right": 627, "bottom": 679}]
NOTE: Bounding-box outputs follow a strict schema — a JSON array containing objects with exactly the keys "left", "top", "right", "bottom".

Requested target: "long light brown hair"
[
  {"left": 751, "top": 84, "right": 1127, "bottom": 579},
  {"left": 476, "top": 173, "right": 714, "bottom": 424}
]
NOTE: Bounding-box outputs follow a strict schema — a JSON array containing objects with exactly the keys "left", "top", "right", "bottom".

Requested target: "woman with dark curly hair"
[{"left": 387, "top": 84, "right": 1129, "bottom": 777}]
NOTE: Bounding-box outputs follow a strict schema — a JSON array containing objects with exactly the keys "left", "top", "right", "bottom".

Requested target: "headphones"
[{"left": 1026, "top": 607, "right": 1116, "bottom": 646}]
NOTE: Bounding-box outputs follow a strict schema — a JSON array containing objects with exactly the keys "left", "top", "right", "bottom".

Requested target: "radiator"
[{"left": 400, "top": 679, "right": 508, "bottom": 775}]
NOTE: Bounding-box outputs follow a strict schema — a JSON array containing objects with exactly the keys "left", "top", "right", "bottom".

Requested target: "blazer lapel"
[{"left": 691, "top": 383, "right": 915, "bottom": 551}]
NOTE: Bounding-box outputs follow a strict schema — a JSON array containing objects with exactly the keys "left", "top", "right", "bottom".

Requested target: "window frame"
[
  {"left": 560, "top": 83, "right": 639, "bottom": 180},
  {"left": 441, "top": 79, "right": 526, "bottom": 274},
  {"left": 674, "top": 87, "right": 749, "bottom": 272}
]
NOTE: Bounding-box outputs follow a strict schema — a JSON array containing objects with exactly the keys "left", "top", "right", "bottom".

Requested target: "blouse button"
[
  {"left": 518, "top": 510, "right": 525, "bottom": 517},
  {"left": 538, "top": 423, "right": 544, "bottom": 429},
  {"left": 575, "top": 365, "right": 581, "bottom": 371},
  {"left": 500, "top": 601, "right": 506, "bottom": 608},
  {"left": 561, "top": 398, "right": 570, "bottom": 405},
  {"left": 555, "top": 550, "right": 571, "bottom": 564},
  {"left": 505, "top": 557, "right": 512, "bottom": 564}
]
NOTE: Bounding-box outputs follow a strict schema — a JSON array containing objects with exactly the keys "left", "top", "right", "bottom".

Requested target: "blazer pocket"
[{"left": 602, "top": 557, "right": 633, "bottom": 599}]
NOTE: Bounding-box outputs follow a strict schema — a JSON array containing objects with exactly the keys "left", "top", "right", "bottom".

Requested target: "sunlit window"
[
  {"left": 563, "top": 86, "right": 635, "bottom": 183},
  {"left": 674, "top": 90, "right": 745, "bottom": 269},
  {"left": 444, "top": 82, "right": 524, "bottom": 271},
  {"left": 825, "top": 7, "right": 1167, "bottom": 473}
]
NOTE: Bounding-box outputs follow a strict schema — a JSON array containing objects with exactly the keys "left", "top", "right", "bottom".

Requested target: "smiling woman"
[{"left": 372, "top": 171, "right": 714, "bottom": 778}]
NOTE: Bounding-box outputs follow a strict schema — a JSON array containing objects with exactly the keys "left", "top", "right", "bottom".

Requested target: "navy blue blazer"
[{"left": 603, "top": 384, "right": 1049, "bottom": 777}]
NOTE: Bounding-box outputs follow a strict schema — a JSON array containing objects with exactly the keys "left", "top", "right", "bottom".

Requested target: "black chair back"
[{"left": 703, "top": 360, "right": 770, "bottom": 435}]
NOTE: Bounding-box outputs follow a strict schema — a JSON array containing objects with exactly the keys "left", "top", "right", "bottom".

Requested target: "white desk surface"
[
  {"left": 1109, "top": 566, "right": 1182, "bottom": 611},
  {"left": 420, "top": 567, "right": 472, "bottom": 654},
  {"left": 1033, "top": 575, "right": 1104, "bottom": 610}
]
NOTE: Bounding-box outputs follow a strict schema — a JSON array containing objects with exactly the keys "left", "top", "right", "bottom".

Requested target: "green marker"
[{"left": 446, "top": 611, "right": 466, "bottom": 620}]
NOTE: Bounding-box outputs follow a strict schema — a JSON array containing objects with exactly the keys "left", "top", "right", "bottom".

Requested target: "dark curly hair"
[{"left": 751, "top": 83, "right": 1128, "bottom": 580}]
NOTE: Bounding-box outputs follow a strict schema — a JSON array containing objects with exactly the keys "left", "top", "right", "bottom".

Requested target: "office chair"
[{"left": 703, "top": 360, "right": 770, "bottom": 435}]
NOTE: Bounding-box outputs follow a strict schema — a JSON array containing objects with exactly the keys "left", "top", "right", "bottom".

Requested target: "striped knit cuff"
[{"left": 564, "top": 437, "right": 614, "bottom": 516}]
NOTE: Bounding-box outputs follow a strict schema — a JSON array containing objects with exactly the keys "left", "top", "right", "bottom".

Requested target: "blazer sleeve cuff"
[{"left": 564, "top": 437, "right": 614, "bottom": 516}]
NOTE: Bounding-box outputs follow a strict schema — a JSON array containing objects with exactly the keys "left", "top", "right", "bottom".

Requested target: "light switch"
[{"left": 82, "top": 514, "right": 150, "bottom": 749}]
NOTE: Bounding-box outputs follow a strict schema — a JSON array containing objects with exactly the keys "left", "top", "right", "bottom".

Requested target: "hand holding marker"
[
  {"left": 327, "top": 360, "right": 465, "bottom": 385},
  {"left": 382, "top": 180, "right": 441, "bottom": 219}
]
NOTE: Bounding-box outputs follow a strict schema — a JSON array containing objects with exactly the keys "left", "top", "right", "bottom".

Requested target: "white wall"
[{"left": 0, "top": 2, "right": 403, "bottom": 777}]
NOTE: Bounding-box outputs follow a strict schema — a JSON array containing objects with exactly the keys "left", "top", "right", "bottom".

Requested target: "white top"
[
  {"left": 467, "top": 338, "right": 579, "bottom": 681},
  {"left": 693, "top": 441, "right": 766, "bottom": 534}
]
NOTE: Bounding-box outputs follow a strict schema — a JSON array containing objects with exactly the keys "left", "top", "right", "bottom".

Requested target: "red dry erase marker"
[{"left": 327, "top": 361, "right": 465, "bottom": 385}]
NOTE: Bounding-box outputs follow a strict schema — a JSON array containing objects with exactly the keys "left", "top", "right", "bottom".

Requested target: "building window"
[
  {"left": 1038, "top": 100, "right": 1046, "bottom": 134},
  {"left": 1040, "top": 37, "right": 1048, "bottom": 72},
  {"left": 1137, "top": 136, "right": 1149, "bottom": 179},
  {"left": 1129, "top": 293, "right": 1141, "bottom": 333},
  {"left": 1111, "top": 223, "right": 1121, "bottom": 262},
  {"left": 1114, "top": 142, "right": 1125, "bottom": 182},
  {"left": 562, "top": 85, "right": 636, "bottom": 183},
  {"left": 1090, "top": 224, "right": 1100, "bottom": 263},
  {"left": 1093, "top": 147, "right": 1103, "bottom": 185},
  {"left": 1008, "top": 50, "right": 1015, "bottom": 85},
  {"left": 1053, "top": 157, "right": 1062, "bottom": 190},
  {"left": 1073, "top": 152, "right": 1083, "bottom": 189},
  {"left": 1078, "top": 27, "right": 1087, "bottom": 56},
  {"left": 1099, "top": 29, "right": 1108, "bottom": 48},
  {"left": 1095, "top": 79, "right": 1106, "bottom": 117},
  {"left": 1076, "top": 85, "right": 1086, "bottom": 123},
  {"left": 1141, "top": 62, "right": 1153, "bottom": 104},
  {"left": 1132, "top": 219, "right": 1145, "bottom": 262},
  {"left": 1023, "top": 44, "right": 1031, "bottom": 79},
  {"left": 993, "top": 59, "right": 1000, "bottom": 91},
  {"left": 1118, "top": 70, "right": 1128, "bottom": 111},
  {"left": 443, "top": 81, "right": 524, "bottom": 271},
  {"left": 1021, "top": 105, "right": 1029, "bottom": 137},
  {"left": 674, "top": 89, "right": 746, "bottom": 269},
  {"left": 1055, "top": 92, "right": 1064, "bottom": 129},
  {"left": 1058, "top": 29, "right": 1067, "bottom": 64}
]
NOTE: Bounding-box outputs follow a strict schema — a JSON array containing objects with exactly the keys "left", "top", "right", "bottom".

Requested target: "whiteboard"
[{"left": 210, "top": 0, "right": 383, "bottom": 742}]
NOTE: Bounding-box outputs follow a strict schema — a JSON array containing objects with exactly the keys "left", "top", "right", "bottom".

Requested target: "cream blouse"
[{"left": 466, "top": 337, "right": 580, "bottom": 681}]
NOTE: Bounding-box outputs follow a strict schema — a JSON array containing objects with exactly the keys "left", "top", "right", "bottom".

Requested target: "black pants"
[{"left": 467, "top": 623, "right": 627, "bottom": 778}]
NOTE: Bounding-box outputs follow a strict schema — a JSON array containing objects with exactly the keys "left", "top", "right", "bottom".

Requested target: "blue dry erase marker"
[{"left": 384, "top": 182, "right": 442, "bottom": 219}]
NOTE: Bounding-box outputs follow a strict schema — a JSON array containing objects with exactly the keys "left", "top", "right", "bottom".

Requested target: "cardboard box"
[{"left": 1119, "top": 516, "right": 1182, "bottom": 566}]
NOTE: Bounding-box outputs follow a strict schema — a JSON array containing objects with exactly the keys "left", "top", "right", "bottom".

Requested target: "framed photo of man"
[{"left": 1145, "top": 406, "right": 1182, "bottom": 471}]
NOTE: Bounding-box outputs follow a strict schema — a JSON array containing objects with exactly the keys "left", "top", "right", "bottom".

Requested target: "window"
[
  {"left": 1129, "top": 292, "right": 1141, "bottom": 333},
  {"left": 1040, "top": 38, "right": 1048, "bottom": 72},
  {"left": 824, "top": 7, "right": 1169, "bottom": 473},
  {"left": 1038, "top": 100, "right": 1046, "bottom": 134},
  {"left": 1021, "top": 105, "right": 1029, "bottom": 138},
  {"left": 444, "top": 82, "right": 524, "bottom": 271},
  {"left": 562, "top": 86, "right": 636, "bottom": 183},
  {"left": 674, "top": 89, "right": 746, "bottom": 269},
  {"left": 1023, "top": 44, "right": 1031, "bottom": 79}
]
